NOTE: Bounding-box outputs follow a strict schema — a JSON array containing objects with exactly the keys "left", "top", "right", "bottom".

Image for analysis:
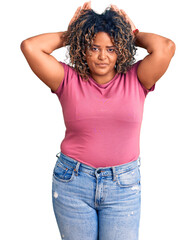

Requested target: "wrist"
[
  {"left": 132, "top": 29, "right": 139, "bottom": 40},
  {"left": 133, "top": 29, "right": 139, "bottom": 34}
]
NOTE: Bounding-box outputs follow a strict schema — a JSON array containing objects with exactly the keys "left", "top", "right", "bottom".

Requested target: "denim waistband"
[{"left": 55, "top": 152, "right": 141, "bottom": 181}]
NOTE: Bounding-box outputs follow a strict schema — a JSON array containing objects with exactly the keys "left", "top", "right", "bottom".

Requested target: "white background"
[{"left": 1, "top": 0, "right": 196, "bottom": 239}]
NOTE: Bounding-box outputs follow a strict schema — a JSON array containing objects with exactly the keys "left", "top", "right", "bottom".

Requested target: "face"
[{"left": 86, "top": 32, "right": 118, "bottom": 80}]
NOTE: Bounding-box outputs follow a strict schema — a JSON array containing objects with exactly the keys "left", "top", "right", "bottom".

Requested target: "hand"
[
  {"left": 110, "top": 5, "right": 137, "bottom": 34},
  {"left": 68, "top": 1, "right": 91, "bottom": 28}
]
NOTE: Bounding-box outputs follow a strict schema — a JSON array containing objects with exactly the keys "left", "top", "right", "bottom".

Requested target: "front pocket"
[
  {"left": 53, "top": 160, "right": 75, "bottom": 183},
  {"left": 116, "top": 166, "right": 140, "bottom": 188}
]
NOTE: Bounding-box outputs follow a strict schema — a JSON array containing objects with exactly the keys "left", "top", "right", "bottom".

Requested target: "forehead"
[{"left": 92, "top": 32, "right": 114, "bottom": 46}]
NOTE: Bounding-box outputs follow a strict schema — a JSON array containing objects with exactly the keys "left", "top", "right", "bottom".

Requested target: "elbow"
[
  {"left": 20, "top": 39, "right": 33, "bottom": 54},
  {"left": 20, "top": 40, "right": 29, "bottom": 52},
  {"left": 20, "top": 40, "right": 26, "bottom": 53},
  {"left": 165, "top": 39, "right": 176, "bottom": 57},
  {"left": 152, "top": 39, "right": 176, "bottom": 61}
]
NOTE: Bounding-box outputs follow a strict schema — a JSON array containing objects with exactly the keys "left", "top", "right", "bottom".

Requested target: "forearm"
[
  {"left": 21, "top": 32, "right": 65, "bottom": 54},
  {"left": 134, "top": 32, "right": 175, "bottom": 54}
]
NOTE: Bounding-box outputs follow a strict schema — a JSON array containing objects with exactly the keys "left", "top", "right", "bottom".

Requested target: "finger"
[
  {"left": 87, "top": 1, "right": 91, "bottom": 9},
  {"left": 111, "top": 4, "right": 122, "bottom": 15},
  {"left": 82, "top": 2, "right": 87, "bottom": 9},
  {"left": 73, "top": 6, "right": 82, "bottom": 19},
  {"left": 120, "top": 9, "right": 128, "bottom": 19},
  {"left": 120, "top": 9, "right": 126, "bottom": 15},
  {"left": 110, "top": 4, "right": 115, "bottom": 10},
  {"left": 82, "top": 1, "right": 90, "bottom": 9},
  {"left": 76, "top": 6, "right": 82, "bottom": 17},
  {"left": 121, "top": 9, "right": 132, "bottom": 23},
  {"left": 120, "top": 9, "right": 128, "bottom": 17},
  {"left": 69, "top": 6, "right": 81, "bottom": 25},
  {"left": 110, "top": 4, "right": 117, "bottom": 11},
  {"left": 112, "top": 5, "right": 120, "bottom": 12},
  {"left": 84, "top": 2, "right": 91, "bottom": 10},
  {"left": 111, "top": 4, "right": 117, "bottom": 11}
]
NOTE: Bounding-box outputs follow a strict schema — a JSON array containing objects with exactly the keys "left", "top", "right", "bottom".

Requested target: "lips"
[{"left": 96, "top": 63, "right": 109, "bottom": 67}]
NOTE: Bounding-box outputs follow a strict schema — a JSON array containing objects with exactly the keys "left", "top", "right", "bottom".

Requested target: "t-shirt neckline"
[{"left": 89, "top": 72, "right": 120, "bottom": 88}]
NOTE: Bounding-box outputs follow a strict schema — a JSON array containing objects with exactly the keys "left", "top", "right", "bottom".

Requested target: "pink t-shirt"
[{"left": 51, "top": 60, "right": 155, "bottom": 168}]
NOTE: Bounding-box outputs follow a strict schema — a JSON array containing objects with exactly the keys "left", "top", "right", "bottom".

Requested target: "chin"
[
  {"left": 95, "top": 71, "right": 110, "bottom": 76},
  {"left": 94, "top": 68, "right": 114, "bottom": 75}
]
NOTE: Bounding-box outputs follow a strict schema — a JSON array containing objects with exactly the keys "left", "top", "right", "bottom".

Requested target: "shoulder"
[
  {"left": 60, "top": 61, "right": 76, "bottom": 74},
  {"left": 51, "top": 62, "right": 78, "bottom": 96},
  {"left": 60, "top": 61, "right": 80, "bottom": 81},
  {"left": 126, "top": 60, "right": 142, "bottom": 75},
  {"left": 125, "top": 60, "right": 155, "bottom": 96}
]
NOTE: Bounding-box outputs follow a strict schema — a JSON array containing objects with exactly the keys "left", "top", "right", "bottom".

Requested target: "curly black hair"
[{"left": 61, "top": 7, "right": 137, "bottom": 80}]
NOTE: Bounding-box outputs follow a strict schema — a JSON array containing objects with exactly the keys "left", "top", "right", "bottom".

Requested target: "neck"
[{"left": 90, "top": 70, "right": 117, "bottom": 85}]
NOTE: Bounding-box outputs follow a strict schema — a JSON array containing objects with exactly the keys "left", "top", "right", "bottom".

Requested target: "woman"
[{"left": 20, "top": 2, "right": 175, "bottom": 240}]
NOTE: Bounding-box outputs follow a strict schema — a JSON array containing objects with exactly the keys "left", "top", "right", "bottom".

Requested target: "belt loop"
[
  {"left": 112, "top": 166, "right": 117, "bottom": 182},
  {"left": 138, "top": 156, "right": 141, "bottom": 167},
  {"left": 74, "top": 162, "right": 80, "bottom": 176},
  {"left": 56, "top": 152, "right": 61, "bottom": 159}
]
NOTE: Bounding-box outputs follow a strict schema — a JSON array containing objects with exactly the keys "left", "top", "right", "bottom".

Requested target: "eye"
[
  {"left": 91, "top": 47, "right": 99, "bottom": 52},
  {"left": 107, "top": 48, "right": 116, "bottom": 53}
]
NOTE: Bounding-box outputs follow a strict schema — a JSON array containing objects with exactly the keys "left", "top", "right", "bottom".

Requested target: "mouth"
[{"left": 95, "top": 63, "right": 109, "bottom": 68}]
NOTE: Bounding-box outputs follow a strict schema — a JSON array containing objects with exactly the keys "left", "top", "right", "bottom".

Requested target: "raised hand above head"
[
  {"left": 68, "top": 1, "right": 92, "bottom": 28},
  {"left": 110, "top": 4, "right": 137, "bottom": 36}
]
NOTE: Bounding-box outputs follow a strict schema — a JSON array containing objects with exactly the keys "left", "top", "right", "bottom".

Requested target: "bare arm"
[
  {"left": 134, "top": 32, "right": 176, "bottom": 89},
  {"left": 20, "top": 32, "right": 65, "bottom": 92},
  {"left": 111, "top": 5, "right": 176, "bottom": 90},
  {"left": 20, "top": 1, "right": 91, "bottom": 92}
]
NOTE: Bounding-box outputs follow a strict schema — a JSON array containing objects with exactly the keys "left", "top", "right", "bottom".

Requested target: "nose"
[{"left": 98, "top": 50, "right": 107, "bottom": 60}]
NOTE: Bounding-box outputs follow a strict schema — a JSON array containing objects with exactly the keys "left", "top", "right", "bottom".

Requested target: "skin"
[
  {"left": 86, "top": 32, "right": 118, "bottom": 85},
  {"left": 110, "top": 4, "right": 176, "bottom": 90},
  {"left": 20, "top": 1, "right": 176, "bottom": 92}
]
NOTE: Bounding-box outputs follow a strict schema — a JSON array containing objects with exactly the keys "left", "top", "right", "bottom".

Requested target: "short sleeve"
[
  {"left": 134, "top": 60, "right": 156, "bottom": 97},
  {"left": 50, "top": 61, "right": 70, "bottom": 99}
]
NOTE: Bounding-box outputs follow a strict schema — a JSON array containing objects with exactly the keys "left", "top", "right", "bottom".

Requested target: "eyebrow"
[{"left": 92, "top": 44, "right": 116, "bottom": 48}]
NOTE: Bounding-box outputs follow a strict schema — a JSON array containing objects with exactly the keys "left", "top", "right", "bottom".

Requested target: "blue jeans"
[{"left": 52, "top": 152, "right": 141, "bottom": 240}]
